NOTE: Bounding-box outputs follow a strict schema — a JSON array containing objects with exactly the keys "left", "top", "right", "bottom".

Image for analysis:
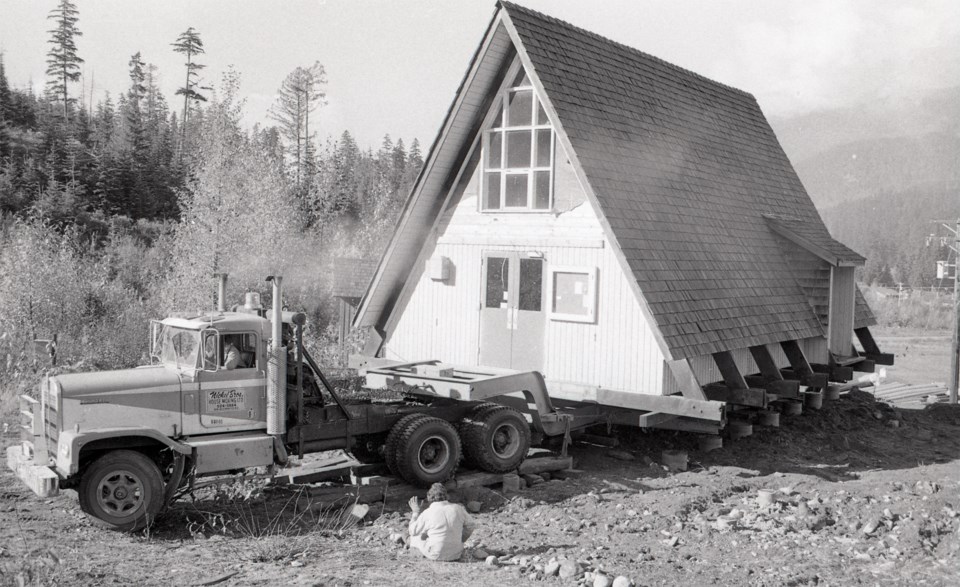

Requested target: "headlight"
[{"left": 59, "top": 440, "right": 70, "bottom": 459}]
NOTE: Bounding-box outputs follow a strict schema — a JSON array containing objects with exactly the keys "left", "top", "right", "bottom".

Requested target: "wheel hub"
[
  {"left": 491, "top": 424, "right": 520, "bottom": 458},
  {"left": 418, "top": 436, "right": 450, "bottom": 474},
  {"left": 97, "top": 470, "right": 144, "bottom": 517}
]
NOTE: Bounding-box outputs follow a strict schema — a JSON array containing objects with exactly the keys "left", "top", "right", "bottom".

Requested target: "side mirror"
[
  {"left": 149, "top": 320, "right": 163, "bottom": 363},
  {"left": 201, "top": 328, "right": 221, "bottom": 372}
]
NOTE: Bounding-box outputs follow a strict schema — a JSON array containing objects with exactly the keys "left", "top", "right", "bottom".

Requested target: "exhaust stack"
[
  {"left": 216, "top": 273, "right": 228, "bottom": 312},
  {"left": 265, "top": 276, "right": 287, "bottom": 437}
]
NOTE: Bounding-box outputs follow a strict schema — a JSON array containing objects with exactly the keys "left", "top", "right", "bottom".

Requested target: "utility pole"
[
  {"left": 927, "top": 219, "right": 959, "bottom": 403},
  {"left": 950, "top": 219, "right": 960, "bottom": 404}
]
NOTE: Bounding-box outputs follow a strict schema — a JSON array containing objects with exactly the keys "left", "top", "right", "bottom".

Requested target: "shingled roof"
[
  {"left": 501, "top": 1, "right": 872, "bottom": 358},
  {"left": 355, "top": 2, "right": 875, "bottom": 360}
]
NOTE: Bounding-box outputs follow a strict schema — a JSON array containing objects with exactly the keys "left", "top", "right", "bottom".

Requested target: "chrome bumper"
[{"left": 6, "top": 443, "right": 59, "bottom": 498}]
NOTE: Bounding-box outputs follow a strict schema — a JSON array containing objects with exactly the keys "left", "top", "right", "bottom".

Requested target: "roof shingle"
[{"left": 502, "top": 1, "right": 871, "bottom": 359}]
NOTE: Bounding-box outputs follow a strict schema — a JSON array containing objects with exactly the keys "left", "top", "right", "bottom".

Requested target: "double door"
[{"left": 479, "top": 251, "right": 545, "bottom": 370}]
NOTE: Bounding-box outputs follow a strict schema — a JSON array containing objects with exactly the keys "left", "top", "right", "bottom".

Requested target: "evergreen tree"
[
  {"left": 171, "top": 27, "right": 206, "bottom": 158},
  {"left": 45, "top": 0, "right": 83, "bottom": 119}
]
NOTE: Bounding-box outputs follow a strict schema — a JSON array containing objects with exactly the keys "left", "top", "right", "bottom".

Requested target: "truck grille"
[{"left": 40, "top": 381, "right": 58, "bottom": 463}]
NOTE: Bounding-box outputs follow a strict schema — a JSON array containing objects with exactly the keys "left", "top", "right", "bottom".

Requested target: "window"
[
  {"left": 547, "top": 266, "right": 597, "bottom": 323},
  {"left": 482, "top": 69, "right": 554, "bottom": 212}
]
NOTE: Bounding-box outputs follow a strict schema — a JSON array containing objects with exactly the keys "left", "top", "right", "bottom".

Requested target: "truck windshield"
[{"left": 158, "top": 326, "right": 201, "bottom": 369}]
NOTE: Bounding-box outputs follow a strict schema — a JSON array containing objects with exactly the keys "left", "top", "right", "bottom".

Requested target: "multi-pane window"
[{"left": 482, "top": 70, "right": 554, "bottom": 211}]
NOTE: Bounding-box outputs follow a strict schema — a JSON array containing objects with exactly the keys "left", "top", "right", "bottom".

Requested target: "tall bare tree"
[
  {"left": 171, "top": 27, "right": 206, "bottom": 158},
  {"left": 45, "top": 0, "right": 83, "bottom": 119},
  {"left": 269, "top": 62, "right": 326, "bottom": 187}
]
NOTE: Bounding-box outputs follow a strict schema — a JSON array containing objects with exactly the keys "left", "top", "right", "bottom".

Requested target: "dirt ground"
[{"left": 2, "top": 332, "right": 959, "bottom": 587}]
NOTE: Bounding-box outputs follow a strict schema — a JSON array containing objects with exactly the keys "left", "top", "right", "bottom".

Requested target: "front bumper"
[{"left": 6, "top": 443, "right": 59, "bottom": 498}]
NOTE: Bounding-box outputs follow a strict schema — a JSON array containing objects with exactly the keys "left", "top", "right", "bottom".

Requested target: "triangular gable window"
[{"left": 481, "top": 66, "right": 554, "bottom": 212}]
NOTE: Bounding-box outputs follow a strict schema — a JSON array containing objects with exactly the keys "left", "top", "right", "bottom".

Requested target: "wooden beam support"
[
  {"left": 854, "top": 327, "right": 895, "bottom": 365},
  {"left": 702, "top": 383, "right": 768, "bottom": 408},
  {"left": 812, "top": 363, "right": 854, "bottom": 383},
  {"left": 636, "top": 411, "right": 679, "bottom": 427},
  {"left": 666, "top": 359, "right": 708, "bottom": 401},
  {"left": 852, "top": 358, "right": 875, "bottom": 373},
  {"left": 744, "top": 375, "right": 801, "bottom": 398},
  {"left": 712, "top": 351, "right": 749, "bottom": 390},
  {"left": 780, "top": 368, "right": 829, "bottom": 389},
  {"left": 780, "top": 340, "right": 827, "bottom": 389},
  {"left": 749, "top": 345, "right": 784, "bottom": 381}
]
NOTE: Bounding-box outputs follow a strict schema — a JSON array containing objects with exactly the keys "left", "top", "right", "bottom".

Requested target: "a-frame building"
[{"left": 353, "top": 2, "right": 891, "bottom": 408}]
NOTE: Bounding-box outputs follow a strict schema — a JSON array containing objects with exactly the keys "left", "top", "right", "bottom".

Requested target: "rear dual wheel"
[
  {"left": 460, "top": 405, "right": 530, "bottom": 473},
  {"left": 386, "top": 415, "right": 462, "bottom": 487}
]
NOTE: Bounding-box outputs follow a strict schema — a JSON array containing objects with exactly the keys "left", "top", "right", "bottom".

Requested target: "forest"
[{"left": 0, "top": 1, "right": 421, "bottom": 402}]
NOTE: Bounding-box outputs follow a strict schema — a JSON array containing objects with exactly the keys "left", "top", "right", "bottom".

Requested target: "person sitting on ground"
[
  {"left": 407, "top": 483, "right": 475, "bottom": 561},
  {"left": 222, "top": 336, "right": 241, "bottom": 370}
]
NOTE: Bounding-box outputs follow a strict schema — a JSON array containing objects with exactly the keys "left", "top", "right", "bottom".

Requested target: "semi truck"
[{"left": 7, "top": 274, "right": 605, "bottom": 531}]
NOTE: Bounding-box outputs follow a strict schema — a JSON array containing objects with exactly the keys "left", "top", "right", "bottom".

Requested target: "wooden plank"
[
  {"left": 595, "top": 387, "right": 725, "bottom": 422},
  {"left": 666, "top": 359, "right": 708, "bottom": 401},
  {"left": 852, "top": 359, "right": 875, "bottom": 373},
  {"left": 712, "top": 351, "right": 749, "bottom": 390},
  {"left": 578, "top": 433, "right": 619, "bottom": 447},
  {"left": 780, "top": 340, "right": 828, "bottom": 389},
  {"left": 749, "top": 345, "right": 784, "bottom": 381},
  {"left": 702, "top": 384, "right": 767, "bottom": 408}
]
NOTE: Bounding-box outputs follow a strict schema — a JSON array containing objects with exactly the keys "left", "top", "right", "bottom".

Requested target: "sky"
[{"left": 1, "top": 0, "right": 958, "bottom": 149}]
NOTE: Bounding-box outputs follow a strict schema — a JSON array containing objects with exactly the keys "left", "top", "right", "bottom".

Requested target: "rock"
[
  {"left": 350, "top": 504, "right": 370, "bottom": 520},
  {"left": 612, "top": 577, "right": 632, "bottom": 587},
  {"left": 796, "top": 502, "right": 810, "bottom": 518},
  {"left": 474, "top": 548, "right": 490, "bottom": 559},
  {"left": 872, "top": 410, "right": 884, "bottom": 420},
  {"left": 466, "top": 501, "right": 482, "bottom": 514},
  {"left": 485, "top": 555, "right": 498, "bottom": 566},
  {"left": 388, "top": 533, "right": 404, "bottom": 545},
  {"left": 756, "top": 489, "right": 775, "bottom": 508},
  {"left": 608, "top": 449, "right": 635, "bottom": 461},
  {"left": 887, "top": 419, "right": 900, "bottom": 428},
  {"left": 661, "top": 449, "right": 688, "bottom": 472},
  {"left": 558, "top": 559, "right": 580, "bottom": 579},
  {"left": 861, "top": 518, "right": 880, "bottom": 535},
  {"left": 594, "top": 574, "right": 613, "bottom": 587},
  {"left": 544, "top": 561, "right": 560, "bottom": 576},
  {"left": 914, "top": 480, "right": 940, "bottom": 495}
]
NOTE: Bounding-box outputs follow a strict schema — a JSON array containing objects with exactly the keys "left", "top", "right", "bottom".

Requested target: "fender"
[{"left": 56, "top": 427, "right": 191, "bottom": 476}]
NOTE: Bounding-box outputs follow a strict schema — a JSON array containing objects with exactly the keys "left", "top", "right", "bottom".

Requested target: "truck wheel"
[
  {"left": 384, "top": 413, "right": 429, "bottom": 474},
  {"left": 460, "top": 406, "right": 530, "bottom": 473},
  {"left": 78, "top": 450, "right": 164, "bottom": 532},
  {"left": 395, "top": 417, "right": 461, "bottom": 487}
]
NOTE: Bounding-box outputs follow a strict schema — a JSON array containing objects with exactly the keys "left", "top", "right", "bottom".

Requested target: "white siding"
[{"left": 386, "top": 146, "right": 666, "bottom": 394}]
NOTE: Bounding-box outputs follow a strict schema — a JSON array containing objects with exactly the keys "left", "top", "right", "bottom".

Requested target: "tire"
[
  {"left": 395, "top": 417, "right": 461, "bottom": 487},
  {"left": 351, "top": 434, "right": 386, "bottom": 464},
  {"left": 457, "top": 403, "right": 504, "bottom": 467},
  {"left": 460, "top": 406, "right": 530, "bottom": 473},
  {"left": 384, "top": 413, "right": 430, "bottom": 475},
  {"left": 78, "top": 450, "right": 164, "bottom": 532}
]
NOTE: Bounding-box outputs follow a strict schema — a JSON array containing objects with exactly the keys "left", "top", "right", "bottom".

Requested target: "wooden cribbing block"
[
  {"left": 852, "top": 359, "right": 875, "bottom": 373},
  {"left": 305, "top": 484, "right": 385, "bottom": 504},
  {"left": 519, "top": 456, "right": 573, "bottom": 475},
  {"left": 703, "top": 384, "right": 767, "bottom": 408}
]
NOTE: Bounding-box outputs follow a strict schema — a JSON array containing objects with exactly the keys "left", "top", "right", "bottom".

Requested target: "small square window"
[{"left": 548, "top": 266, "right": 597, "bottom": 323}]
